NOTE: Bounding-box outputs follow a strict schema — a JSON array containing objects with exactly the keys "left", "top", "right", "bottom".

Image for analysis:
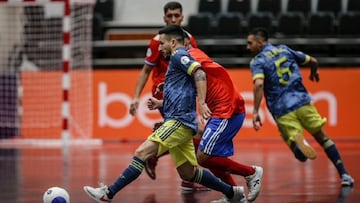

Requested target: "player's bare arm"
[
  {"left": 308, "top": 56, "right": 320, "bottom": 82},
  {"left": 193, "top": 68, "right": 212, "bottom": 120},
  {"left": 130, "top": 64, "right": 153, "bottom": 116},
  {"left": 253, "top": 78, "right": 264, "bottom": 131}
]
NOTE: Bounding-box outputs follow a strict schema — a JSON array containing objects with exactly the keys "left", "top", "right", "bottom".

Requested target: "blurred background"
[
  {"left": 93, "top": 0, "right": 360, "bottom": 68},
  {"left": 0, "top": 1, "right": 359, "bottom": 202}
]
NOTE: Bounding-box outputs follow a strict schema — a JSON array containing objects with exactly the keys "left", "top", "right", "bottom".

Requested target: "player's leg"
[
  {"left": 168, "top": 125, "right": 246, "bottom": 202},
  {"left": 144, "top": 121, "right": 164, "bottom": 180},
  {"left": 83, "top": 121, "right": 175, "bottom": 202},
  {"left": 83, "top": 138, "right": 159, "bottom": 202},
  {"left": 275, "top": 110, "right": 317, "bottom": 161},
  {"left": 209, "top": 168, "right": 237, "bottom": 186},
  {"left": 145, "top": 122, "right": 209, "bottom": 191},
  {"left": 143, "top": 103, "right": 165, "bottom": 179},
  {"left": 197, "top": 113, "right": 263, "bottom": 201},
  {"left": 300, "top": 104, "right": 354, "bottom": 186},
  {"left": 144, "top": 122, "right": 208, "bottom": 193},
  {"left": 180, "top": 136, "right": 210, "bottom": 192}
]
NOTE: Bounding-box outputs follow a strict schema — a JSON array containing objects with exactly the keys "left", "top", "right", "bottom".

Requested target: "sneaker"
[
  {"left": 245, "top": 166, "right": 263, "bottom": 202},
  {"left": 294, "top": 134, "right": 317, "bottom": 160},
  {"left": 83, "top": 183, "right": 112, "bottom": 203},
  {"left": 210, "top": 186, "right": 247, "bottom": 203},
  {"left": 293, "top": 146, "right": 308, "bottom": 162},
  {"left": 144, "top": 156, "right": 158, "bottom": 180},
  {"left": 180, "top": 181, "right": 210, "bottom": 192},
  {"left": 341, "top": 173, "right": 354, "bottom": 186}
]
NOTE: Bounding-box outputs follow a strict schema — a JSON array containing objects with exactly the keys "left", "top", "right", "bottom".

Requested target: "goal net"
[{"left": 0, "top": 0, "right": 96, "bottom": 147}]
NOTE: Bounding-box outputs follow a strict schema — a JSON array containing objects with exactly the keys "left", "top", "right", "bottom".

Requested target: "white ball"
[{"left": 43, "top": 187, "right": 70, "bottom": 203}]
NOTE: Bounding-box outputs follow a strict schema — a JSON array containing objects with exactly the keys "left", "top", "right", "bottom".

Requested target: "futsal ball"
[{"left": 43, "top": 187, "right": 70, "bottom": 203}]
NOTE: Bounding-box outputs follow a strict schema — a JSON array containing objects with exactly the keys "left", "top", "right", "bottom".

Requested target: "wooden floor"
[{"left": 0, "top": 139, "right": 358, "bottom": 203}]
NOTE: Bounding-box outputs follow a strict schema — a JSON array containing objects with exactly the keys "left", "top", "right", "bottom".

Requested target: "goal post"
[{"left": 0, "top": 0, "right": 99, "bottom": 147}]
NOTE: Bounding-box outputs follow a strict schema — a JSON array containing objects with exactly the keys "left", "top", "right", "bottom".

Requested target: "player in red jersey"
[
  {"left": 128, "top": 1, "right": 205, "bottom": 192},
  {"left": 187, "top": 44, "right": 263, "bottom": 202},
  {"left": 129, "top": 1, "right": 197, "bottom": 115}
]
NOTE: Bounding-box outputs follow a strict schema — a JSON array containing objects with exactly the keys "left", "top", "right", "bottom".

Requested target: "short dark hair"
[
  {"left": 158, "top": 25, "right": 186, "bottom": 43},
  {"left": 163, "top": 1, "right": 182, "bottom": 14},
  {"left": 249, "top": 27, "right": 269, "bottom": 41}
]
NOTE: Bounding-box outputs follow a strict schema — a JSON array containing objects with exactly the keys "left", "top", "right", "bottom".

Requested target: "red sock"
[
  {"left": 201, "top": 156, "right": 255, "bottom": 177},
  {"left": 210, "top": 168, "right": 237, "bottom": 186}
]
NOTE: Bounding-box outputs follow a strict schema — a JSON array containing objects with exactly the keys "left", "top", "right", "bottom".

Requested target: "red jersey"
[
  {"left": 144, "top": 31, "right": 197, "bottom": 99},
  {"left": 188, "top": 48, "right": 245, "bottom": 118}
]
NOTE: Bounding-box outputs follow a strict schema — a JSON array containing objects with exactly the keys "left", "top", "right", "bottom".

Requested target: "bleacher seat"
[
  {"left": 227, "top": 0, "right": 251, "bottom": 17},
  {"left": 198, "top": 0, "right": 221, "bottom": 15},
  {"left": 247, "top": 12, "right": 274, "bottom": 34},
  {"left": 276, "top": 12, "right": 305, "bottom": 37},
  {"left": 337, "top": 12, "right": 360, "bottom": 36},
  {"left": 307, "top": 12, "right": 336, "bottom": 37},
  {"left": 94, "top": 0, "right": 114, "bottom": 21},
  {"left": 317, "top": 0, "right": 341, "bottom": 17},
  {"left": 257, "top": 0, "right": 282, "bottom": 17},
  {"left": 347, "top": 0, "right": 360, "bottom": 12},
  {"left": 187, "top": 13, "right": 214, "bottom": 37},
  {"left": 215, "top": 13, "right": 243, "bottom": 36},
  {"left": 335, "top": 12, "right": 360, "bottom": 56},
  {"left": 287, "top": 0, "right": 311, "bottom": 16}
]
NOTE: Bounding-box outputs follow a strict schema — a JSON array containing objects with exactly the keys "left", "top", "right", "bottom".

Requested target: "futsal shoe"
[
  {"left": 144, "top": 156, "right": 158, "bottom": 180},
  {"left": 294, "top": 134, "right": 317, "bottom": 160},
  {"left": 293, "top": 147, "right": 308, "bottom": 162},
  {"left": 210, "top": 186, "right": 247, "bottom": 203},
  {"left": 180, "top": 181, "right": 211, "bottom": 192},
  {"left": 83, "top": 183, "right": 112, "bottom": 203},
  {"left": 245, "top": 166, "right": 263, "bottom": 202},
  {"left": 341, "top": 173, "right": 354, "bottom": 186}
]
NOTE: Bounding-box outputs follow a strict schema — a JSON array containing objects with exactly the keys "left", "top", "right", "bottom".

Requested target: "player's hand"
[
  {"left": 252, "top": 112, "right": 262, "bottom": 131},
  {"left": 309, "top": 71, "right": 320, "bottom": 82},
  {"left": 152, "top": 121, "right": 164, "bottom": 132},
  {"left": 147, "top": 97, "right": 162, "bottom": 110},
  {"left": 199, "top": 103, "right": 212, "bottom": 120},
  {"left": 129, "top": 99, "right": 139, "bottom": 116}
]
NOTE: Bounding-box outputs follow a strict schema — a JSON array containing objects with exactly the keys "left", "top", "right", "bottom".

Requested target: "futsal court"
[{"left": 0, "top": 138, "right": 358, "bottom": 203}]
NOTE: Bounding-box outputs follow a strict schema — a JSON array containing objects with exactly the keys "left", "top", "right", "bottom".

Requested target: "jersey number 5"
[{"left": 275, "top": 56, "right": 292, "bottom": 85}]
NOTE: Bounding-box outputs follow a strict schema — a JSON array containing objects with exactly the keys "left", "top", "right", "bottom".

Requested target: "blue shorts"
[{"left": 199, "top": 113, "right": 245, "bottom": 157}]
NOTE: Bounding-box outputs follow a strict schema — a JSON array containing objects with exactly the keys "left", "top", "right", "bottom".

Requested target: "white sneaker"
[
  {"left": 341, "top": 173, "right": 354, "bottom": 186},
  {"left": 231, "top": 186, "right": 247, "bottom": 203},
  {"left": 211, "top": 186, "right": 247, "bottom": 203},
  {"left": 245, "top": 166, "right": 263, "bottom": 202},
  {"left": 83, "top": 183, "right": 112, "bottom": 203}
]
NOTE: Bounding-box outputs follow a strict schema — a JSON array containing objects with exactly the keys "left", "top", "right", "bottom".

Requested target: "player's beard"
[
  {"left": 164, "top": 55, "right": 170, "bottom": 61},
  {"left": 161, "top": 51, "right": 171, "bottom": 60}
]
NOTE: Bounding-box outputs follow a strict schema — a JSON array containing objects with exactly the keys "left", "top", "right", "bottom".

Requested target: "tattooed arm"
[{"left": 193, "top": 68, "right": 212, "bottom": 120}]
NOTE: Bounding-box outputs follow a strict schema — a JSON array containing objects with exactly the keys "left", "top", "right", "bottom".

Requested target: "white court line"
[{"left": 0, "top": 138, "right": 102, "bottom": 148}]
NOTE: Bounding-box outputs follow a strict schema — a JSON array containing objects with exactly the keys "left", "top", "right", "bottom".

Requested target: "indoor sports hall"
[{"left": 0, "top": 0, "right": 359, "bottom": 202}]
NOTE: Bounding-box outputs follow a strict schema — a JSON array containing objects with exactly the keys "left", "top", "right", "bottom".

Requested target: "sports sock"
[
  {"left": 201, "top": 156, "right": 255, "bottom": 177},
  {"left": 192, "top": 168, "right": 234, "bottom": 199},
  {"left": 322, "top": 139, "right": 347, "bottom": 176},
  {"left": 107, "top": 156, "right": 144, "bottom": 198},
  {"left": 210, "top": 168, "right": 237, "bottom": 186}
]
